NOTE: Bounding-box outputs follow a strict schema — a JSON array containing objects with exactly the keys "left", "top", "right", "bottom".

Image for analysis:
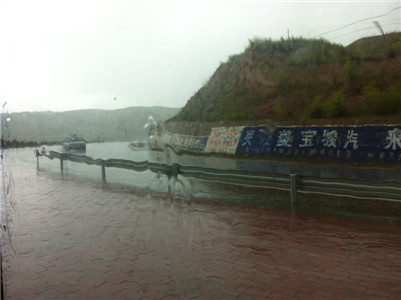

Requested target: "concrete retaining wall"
[{"left": 153, "top": 122, "right": 401, "bottom": 164}]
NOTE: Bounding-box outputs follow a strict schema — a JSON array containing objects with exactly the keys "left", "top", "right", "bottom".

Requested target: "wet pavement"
[{"left": 1, "top": 149, "right": 401, "bottom": 299}]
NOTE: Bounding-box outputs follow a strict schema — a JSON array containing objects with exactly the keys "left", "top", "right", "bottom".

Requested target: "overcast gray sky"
[{"left": 0, "top": 0, "right": 400, "bottom": 113}]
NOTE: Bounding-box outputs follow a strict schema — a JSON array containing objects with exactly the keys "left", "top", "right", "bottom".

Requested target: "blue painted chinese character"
[
  {"left": 344, "top": 130, "right": 358, "bottom": 150},
  {"left": 276, "top": 130, "right": 293, "bottom": 148},
  {"left": 242, "top": 130, "right": 255, "bottom": 146},
  {"left": 384, "top": 128, "right": 401, "bottom": 150},
  {"left": 299, "top": 130, "right": 317, "bottom": 147},
  {"left": 322, "top": 130, "right": 338, "bottom": 148}
]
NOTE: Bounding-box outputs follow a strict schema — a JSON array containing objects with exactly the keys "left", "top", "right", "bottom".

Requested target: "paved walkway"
[{"left": 1, "top": 168, "right": 401, "bottom": 299}]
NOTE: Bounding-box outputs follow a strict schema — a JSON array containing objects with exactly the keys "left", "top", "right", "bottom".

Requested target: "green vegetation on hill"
[{"left": 170, "top": 33, "right": 401, "bottom": 124}]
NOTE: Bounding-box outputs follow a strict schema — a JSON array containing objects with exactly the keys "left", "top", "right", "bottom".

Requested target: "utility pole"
[{"left": 373, "top": 21, "right": 385, "bottom": 40}]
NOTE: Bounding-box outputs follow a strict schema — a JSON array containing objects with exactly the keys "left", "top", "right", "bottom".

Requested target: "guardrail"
[
  {"left": 35, "top": 150, "right": 172, "bottom": 183},
  {"left": 35, "top": 150, "right": 401, "bottom": 204}
]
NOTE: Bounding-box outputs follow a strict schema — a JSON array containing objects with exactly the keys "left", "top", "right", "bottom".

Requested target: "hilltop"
[{"left": 170, "top": 33, "right": 401, "bottom": 127}]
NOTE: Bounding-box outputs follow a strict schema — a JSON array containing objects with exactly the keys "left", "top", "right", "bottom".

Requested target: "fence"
[{"left": 35, "top": 150, "right": 401, "bottom": 205}]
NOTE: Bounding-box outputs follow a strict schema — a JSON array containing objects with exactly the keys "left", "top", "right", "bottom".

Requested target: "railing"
[
  {"left": 35, "top": 150, "right": 171, "bottom": 182},
  {"left": 35, "top": 150, "right": 401, "bottom": 204},
  {"left": 178, "top": 165, "right": 401, "bottom": 202}
]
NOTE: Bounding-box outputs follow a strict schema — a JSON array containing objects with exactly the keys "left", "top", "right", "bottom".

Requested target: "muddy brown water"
[{"left": 1, "top": 144, "right": 400, "bottom": 299}]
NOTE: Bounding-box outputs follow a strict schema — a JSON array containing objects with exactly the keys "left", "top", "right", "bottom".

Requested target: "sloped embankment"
[{"left": 169, "top": 33, "right": 401, "bottom": 125}]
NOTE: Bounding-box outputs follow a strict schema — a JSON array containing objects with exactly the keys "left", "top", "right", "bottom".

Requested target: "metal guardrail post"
[
  {"left": 101, "top": 162, "right": 106, "bottom": 183},
  {"left": 168, "top": 163, "right": 178, "bottom": 193},
  {"left": 60, "top": 158, "right": 64, "bottom": 176},
  {"left": 34, "top": 149, "right": 39, "bottom": 170},
  {"left": 290, "top": 174, "right": 297, "bottom": 208}
]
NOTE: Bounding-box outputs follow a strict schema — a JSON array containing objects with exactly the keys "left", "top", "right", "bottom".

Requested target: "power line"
[
  {"left": 315, "top": 6, "right": 401, "bottom": 38},
  {"left": 330, "top": 26, "right": 381, "bottom": 41},
  {"left": 291, "top": 18, "right": 400, "bottom": 35}
]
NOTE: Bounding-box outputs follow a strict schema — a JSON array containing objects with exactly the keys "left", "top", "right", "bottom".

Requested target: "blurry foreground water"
[{"left": 1, "top": 143, "right": 400, "bottom": 299}]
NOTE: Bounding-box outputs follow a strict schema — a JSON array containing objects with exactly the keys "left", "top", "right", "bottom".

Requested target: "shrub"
[
  {"left": 361, "top": 85, "right": 401, "bottom": 115},
  {"left": 361, "top": 85, "right": 380, "bottom": 114},
  {"left": 344, "top": 58, "right": 362, "bottom": 89},
  {"left": 386, "top": 40, "right": 401, "bottom": 58},
  {"left": 326, "top": 92, "right": 347, "bottom": 118},
  {"left": 308, "top": 96, "right": 326, "bottom": 119},
  {"left": 276, "top": 72, "right": 289, "bottom": 94},
  {"left": 307, "top": 93, "right": 347, "bottom": 119},
  {"left": 273, "top": 98, "right": 286, "bottom": 120}
]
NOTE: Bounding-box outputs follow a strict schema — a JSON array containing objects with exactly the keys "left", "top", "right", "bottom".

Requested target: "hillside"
[
  {"left": 170, "top": 33, "right": 401, "bottom": 126},
  {"left": 3, "top": 106, "right": 179, "bottom": 143}
]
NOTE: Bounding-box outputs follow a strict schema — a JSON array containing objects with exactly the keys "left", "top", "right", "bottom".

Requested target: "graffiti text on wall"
[
  {"left": 205, "top": 127, "right": 243, "bottom": 154},
  {"left": 170, "top": 134, "right": 208, "bottom": 153}
]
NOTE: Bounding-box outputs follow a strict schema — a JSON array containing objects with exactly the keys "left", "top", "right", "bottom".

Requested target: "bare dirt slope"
[{"left": 169, "top": 33, "right": 401, "bottom": 128}]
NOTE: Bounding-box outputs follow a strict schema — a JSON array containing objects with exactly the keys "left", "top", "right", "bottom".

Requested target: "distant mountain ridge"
[{"left": 4, "top": 106, "right": 180, "bottom": 143}]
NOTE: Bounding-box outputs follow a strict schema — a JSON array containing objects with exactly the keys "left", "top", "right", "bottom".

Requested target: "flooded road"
[{"left": 1, "top": 145, "right": 400, "bottom": 299}]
